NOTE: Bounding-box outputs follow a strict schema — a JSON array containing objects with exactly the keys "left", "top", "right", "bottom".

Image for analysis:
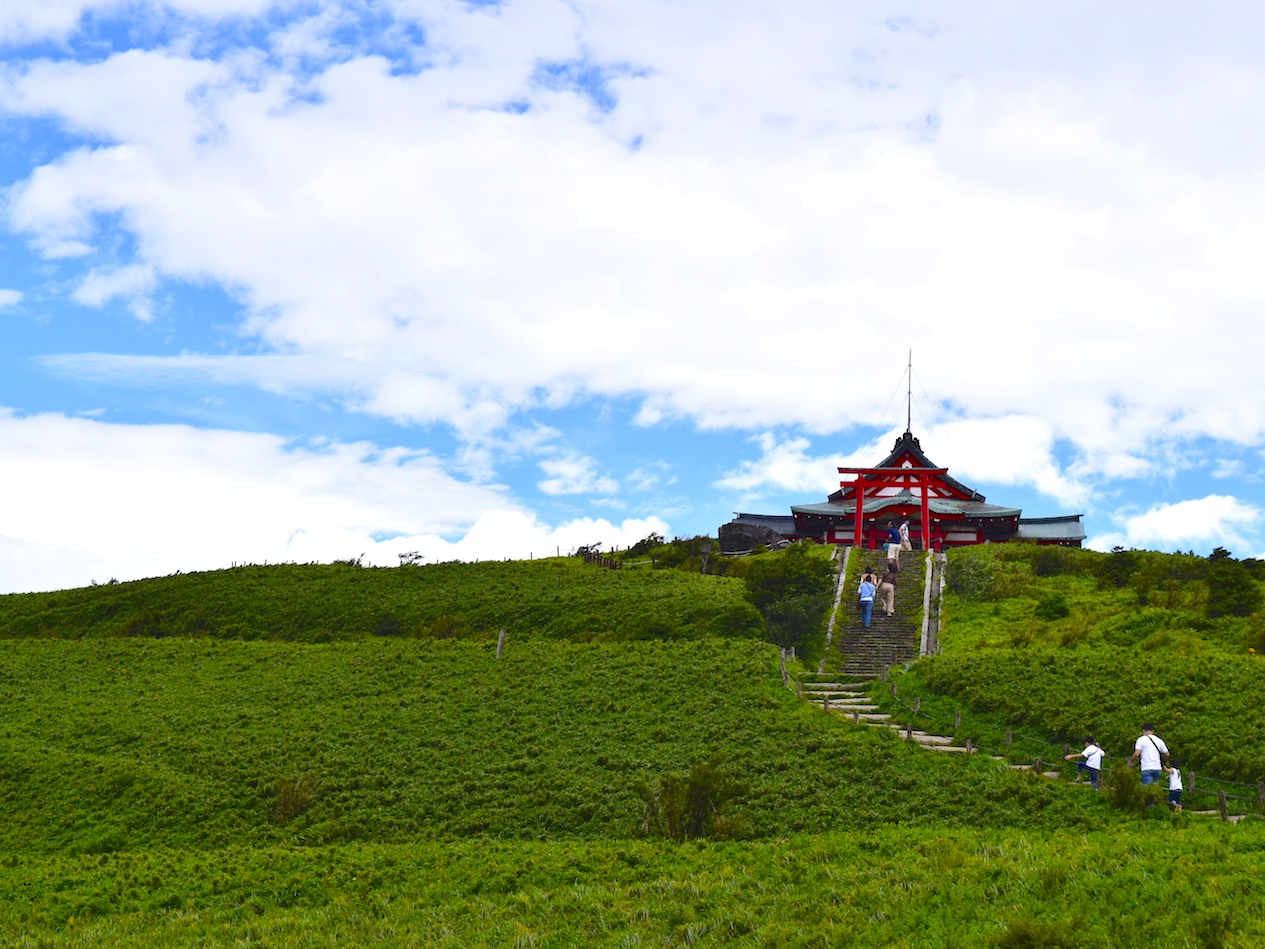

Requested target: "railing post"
[
  {"left": 965, "top": 739, "right": 973, "bottom": 755},
  {"left": 496, "top": 628, "right": 506, "bottom": 659},
  {"left": 913, "top": 697, "right": 921, "bottom": 714},
  {"left": 954, "top": 711, "right": 962, "bottom": 730},
  {"left": 1258, "top": 781, "right": 1265, "bottom": 809},
  {"left": 1219, "top": 791, "right": 1229, "bottom": 822},
  {"left": 1005, "top": 728, "right": 1012, "bottom": 750}
]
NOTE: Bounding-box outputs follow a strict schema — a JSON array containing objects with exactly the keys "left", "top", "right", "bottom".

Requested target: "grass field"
[{"left": 2, "top": 548, "right": 1264, "bottom": 946}]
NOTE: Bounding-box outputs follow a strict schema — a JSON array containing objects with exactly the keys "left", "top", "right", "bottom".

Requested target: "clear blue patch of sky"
[{"left": 532, "top": 59, "right": 648, "bottom": 114}]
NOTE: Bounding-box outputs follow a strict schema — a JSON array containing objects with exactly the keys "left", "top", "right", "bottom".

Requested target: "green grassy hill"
[
  {"left": 0, "top": 558, "right": 763, "bottom": 642},
  {"left": 2, "top": 548, "right": 1265, "bottom": 946}
]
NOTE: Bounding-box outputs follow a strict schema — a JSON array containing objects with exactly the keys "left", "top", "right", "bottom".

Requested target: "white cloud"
[
  {"left": 538, "top": 452, "right": 619, "bottom": 496},
  {"left": 716, "top": 433, "right": 856, "bottom": 497},
  {"left": 3, "top": 2, "right": 1265, "bottom": 582},
  {"left": 72, "top": 263, "right": 157, "bottom": 319},
  {"left": 5, "top": 3, "right": 1265, "bottom": 462},
  {"left": 0, "top": 409, "right": 669, "bottom": 592},
  {"left": 0, "top": 408, "right": 515, "bottom": 592},
  {"left": 1087, "top": 495, "right": 1262, "bottom": 554},
  {"left": 0, "top": 289, "right": 20, "bottom": 308},
  {"left": 717, "top": 419, "right": 1093, "bottom": 509}
]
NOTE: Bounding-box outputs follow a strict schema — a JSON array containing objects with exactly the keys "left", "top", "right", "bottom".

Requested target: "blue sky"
[{"left": 1, "top": 1, "right": 1263, "bottom": 593}]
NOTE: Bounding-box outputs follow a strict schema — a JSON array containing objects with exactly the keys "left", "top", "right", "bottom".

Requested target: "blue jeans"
[
  {"left": 1077, "top": 762, "right": 1100, "bottom": 789},
  {"left": 1141, "top": 770, "right": 1161, "bottom": 786},
  {"left": 860, "top": 599, "right": 874, "bottom": 627}
]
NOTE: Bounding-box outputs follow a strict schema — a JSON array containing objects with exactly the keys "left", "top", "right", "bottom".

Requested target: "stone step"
[
  {"left": 908, "top": 733, "right": 955, "bottom": 745},
  {"left": 800, "top": 682, "right": 867, "bottom": 691}
]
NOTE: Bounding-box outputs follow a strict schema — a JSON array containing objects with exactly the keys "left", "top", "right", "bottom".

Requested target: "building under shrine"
[{"left": 719, "top": 429, "right": 1085, "bottom": 553}]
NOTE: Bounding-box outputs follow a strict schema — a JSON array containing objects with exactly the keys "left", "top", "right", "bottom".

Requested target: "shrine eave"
[{"left": 790, "top": 498, "right": 1022, "bottom": 519}]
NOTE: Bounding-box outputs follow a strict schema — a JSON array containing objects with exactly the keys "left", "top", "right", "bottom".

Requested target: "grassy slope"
[
  {"left": 3, "top": 825, "right": 1262, "bottom": 947},
  {"left": 1, "top": 639, "right": 1100, "bottom": 858},
  {"left": 0, "top": 559, "right": 763, "bottom": 642},
  {"left": 3, "top": 551, "right": 1265, "bottom": 946},
  {"left": 881, "top": 544, "right": 1265, "bottom": 785}
]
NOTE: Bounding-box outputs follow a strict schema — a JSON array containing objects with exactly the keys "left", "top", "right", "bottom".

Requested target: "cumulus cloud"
[
  {"left": 1087, "top": 495, "right": 1262, "bottom": 554},
  {"left": 4, "top": 1, "right": 1265, "bottom": 457},
  {"left": 2, "top": 2, "right": 1265, "bottom": 584},
  {"left": 0, "top": 410, "right": 660, "bottom": 593},
  {"left": 0, "top": 289, "right": 20, "bottom": 308},
  {"left": 538, "top": 452, "right": 619, "bottom": 496},
  {"left": 717, "top": 419, "right": 1092, "bottom": 509}
]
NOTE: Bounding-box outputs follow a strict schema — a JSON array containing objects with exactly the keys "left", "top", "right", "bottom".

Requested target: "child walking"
[{"left": 1165, "top": 761, "right": 1183, "bottom": 812}]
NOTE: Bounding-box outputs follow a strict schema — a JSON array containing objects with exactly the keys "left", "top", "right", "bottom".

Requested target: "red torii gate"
[{"left": 838, "top": 467, "right": 949, "bottom": 550}]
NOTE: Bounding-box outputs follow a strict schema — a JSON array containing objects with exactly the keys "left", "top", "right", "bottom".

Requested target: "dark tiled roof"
[
  {"left": 730, "top": 513, "right": 801, "bottom": 534},
  {"left": 1016, "top": 515, "right": 1086, "bottom": 542}
]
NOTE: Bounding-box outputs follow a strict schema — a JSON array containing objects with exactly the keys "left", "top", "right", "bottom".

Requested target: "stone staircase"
[{"left": 831, "top": 547, "right": 927, "bottom": 678}]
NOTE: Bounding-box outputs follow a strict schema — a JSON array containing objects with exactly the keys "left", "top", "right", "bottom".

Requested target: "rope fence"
[
  {"left": 876, "top": 675, "right": 1265, "bottom": 810},
  {"left": 782, "top": 653, "right": 1263, "bottom": 814}
]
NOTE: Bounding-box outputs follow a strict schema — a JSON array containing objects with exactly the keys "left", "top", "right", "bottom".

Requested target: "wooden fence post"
[
  {"left": 1258, "top": 781, "right": 1265, "bottom": 809},
  {"left": 1005, "top": 728, "right": 1012, "bottom": 750},
  {"left": 823, "top": 696, "right": 830, "bottom": 713},
  {"left": 905, "top": 722, "right": 913, "bottom": 740},
  {"left": 1034, "top": 758, "right": 1043, "bottom": 776},
  {"left": 1218, "top": 791, "right": 1229, "bottom": 822},
  {"left": 1189, "top": 771, "right": 1196, "bottom": 798},
  {"left": 852, "top": 710, "right": 860, "bottom": 725},
  {"left": 965, "top": 739, "right": 973, "bottom": 755},
  {"left": 955, "top": 711, "right": 962, "bottom": 730},
  {"left": 496, "top": 628, "right": 506, "bottom": 659},
  {"left": 913, "top": 697, "right": 921, "bottom": 714}
]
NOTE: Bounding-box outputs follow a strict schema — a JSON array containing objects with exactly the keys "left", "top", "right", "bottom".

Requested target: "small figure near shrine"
[
  {"left": 899, "top": 519, "right": 912, "bottom": 551},
  {"left": 878, "top": 565, "right": 898, "bottom": 616},
  {"left": 857, "top": 571, "right": 877, "bottom": 628}
]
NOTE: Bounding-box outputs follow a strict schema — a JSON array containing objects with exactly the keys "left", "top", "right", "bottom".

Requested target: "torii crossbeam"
[{"left": 838, "top": 466, "right": 949, "bottom": 550}]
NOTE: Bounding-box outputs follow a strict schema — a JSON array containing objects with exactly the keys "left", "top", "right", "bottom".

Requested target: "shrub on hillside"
[
  {"left": 1034, "top": 593, "right": 1070, "bottom": 622},
  {"left": 742, "top": 542, "right": 832, "bottom": 611},
  {"left": 1094, "top": 547, "right": 1138, "bottom": 589},
  {"left": 1031, "top": 547, "right": 1073, "bottom": 578},
  {"left": 946, "top": 551, "right": 997, "bottom": 602},
  {"left": 636, "top": 757, "right": 746, "bottom": 841},
  {"left": 1102, "top": 763, "right": 1163, "bottom": 813},
  {"left": 762, "top": 592, "right": 827, "bottom": 665},
  {"left": 1206, "top": 559, "right": 1263, "bottom": 619}
]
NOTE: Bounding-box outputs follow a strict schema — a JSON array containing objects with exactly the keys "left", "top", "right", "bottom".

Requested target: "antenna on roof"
[{"left": 905, "top": 349, "right": 912, "bottom": 434}]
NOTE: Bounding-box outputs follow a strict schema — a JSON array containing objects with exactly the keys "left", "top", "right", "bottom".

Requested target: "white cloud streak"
[{"left": 0, "top": 409, "right": 659, "bottom": 593}]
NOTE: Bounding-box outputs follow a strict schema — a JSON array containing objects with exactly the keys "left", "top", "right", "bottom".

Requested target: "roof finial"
[{"left": 905, "top": 349, "right": 913, "bottom": 435}]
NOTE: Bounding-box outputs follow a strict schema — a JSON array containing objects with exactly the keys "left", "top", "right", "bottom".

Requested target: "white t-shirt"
[
  {"left": 1135, "top": 734, "right": 1169, "bottom": 771},
  {"left": 1082, "top": 744, "right": 1103, "bottom": 769},
  {"left": 1168, "top": 768, "right": 1182, "bottom": 791}
]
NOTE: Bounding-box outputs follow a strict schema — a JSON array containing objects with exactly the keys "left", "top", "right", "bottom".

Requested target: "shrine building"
[{"left": 719, "top": 429, "right": 1085, "bottom": 553}]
